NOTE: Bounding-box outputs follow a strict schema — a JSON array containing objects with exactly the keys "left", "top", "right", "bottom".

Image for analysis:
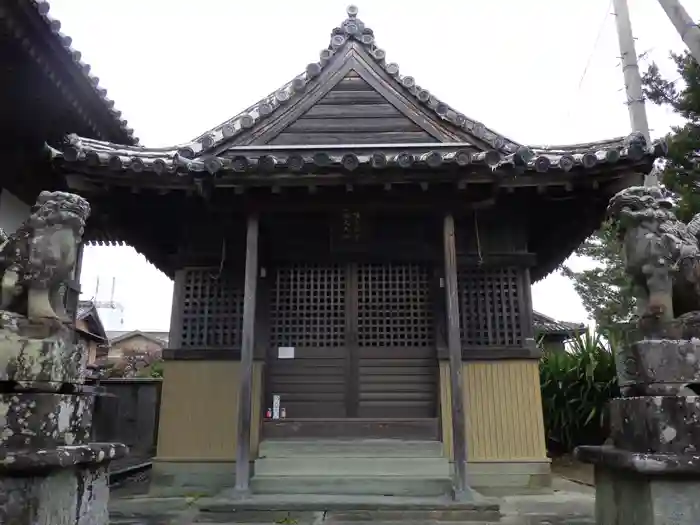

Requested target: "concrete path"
[{"left": 109, "top": 477, "right": 596, "bottom": 524}]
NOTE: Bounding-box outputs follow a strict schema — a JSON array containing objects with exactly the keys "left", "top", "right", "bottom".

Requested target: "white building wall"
[{"left": 0, "top": 190, "right": 30, "bottom": 234}]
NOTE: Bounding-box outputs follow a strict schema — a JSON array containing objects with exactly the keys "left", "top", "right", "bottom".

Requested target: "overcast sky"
[{"left": 47, "top": 0, "right": 696, "bottom": 331}]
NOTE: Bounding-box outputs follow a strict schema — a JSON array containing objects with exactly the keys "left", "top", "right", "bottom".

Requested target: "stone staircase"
[{"left": 251, "top": 439, "right": 453, "bottom": 497}]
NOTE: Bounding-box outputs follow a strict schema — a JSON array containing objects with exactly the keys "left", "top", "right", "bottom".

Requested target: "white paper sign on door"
[
  {"left": 272, "top": 395, "right": 281, "bottom": 420},
  {"left": 278, "top": 347, "right": 295, "bottom": 359}
]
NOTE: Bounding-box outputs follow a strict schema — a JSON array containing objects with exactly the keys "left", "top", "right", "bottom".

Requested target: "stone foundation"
[
  {"left": 0, "top": 309, "right": 126, "bottom": 523},
  {"left": 576, "top": 340, "right": 700, "bottom": 524},
  {"left": 578, "top": 446, "right": 700, "bottom": 524},
  {"left": 0, "top": 443, "right": 128, "bottom": 524},
  {"left": 0, "top": 466, "right": 108, "bottom": 524},
  {"left": 148, "top": 458, "right": 552, "bottom": 497},
  {"left": 596, "top": 469, "right": 700, "bottom": 525}
]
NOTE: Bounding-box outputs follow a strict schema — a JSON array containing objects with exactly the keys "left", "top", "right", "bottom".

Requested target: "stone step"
[
  {"left": 250, "top": 474, "right": 453, "bottom": 497},
  {"left": 196, "top": 509, "right": 502, "bottom": 523},
  {"left": 258, "top": 439, "right": 444, "bottom": 458},
  {"left": 255, "top": 456, "right": 450, "bottom": 477}
]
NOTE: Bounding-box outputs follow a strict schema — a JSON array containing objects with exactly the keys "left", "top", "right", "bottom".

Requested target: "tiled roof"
[
  {"left": 76, "top": 299, "right": 95, "bottom": 321},
  {"left": 75, "top": 300, "right": 107, "bottom": 342},
  {"left": 181, "top": 5, "right": 519, "bottom": 159},
  {"left": 2, "top": 1, "right": 138, "bottom": 144},
  {"left": 533, "top": 311, "right": 585, "bottom": 335},
  {"left": 50, "top": 131, "right": 663, "bottom": 177},
  {"left": 107, "top": 330, "right": 168, "bottom": 346},
  {"left": 45, "top": 5, "right": 666, "bottom": 178}
]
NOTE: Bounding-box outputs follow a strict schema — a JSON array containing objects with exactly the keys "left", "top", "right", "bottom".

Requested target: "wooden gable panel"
[{"left": 268, "top": 70, "right": 437, "bottom": 146}]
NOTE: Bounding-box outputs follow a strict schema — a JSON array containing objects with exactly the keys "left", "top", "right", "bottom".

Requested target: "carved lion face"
[
  {"left": 35, "top": 191, "right": 91, "bottom": 221},
  {"left": 607, "top": 186, "right": 674, "bottom": 222},
  {"left": 28, "top": 191, "right": 91, "bottom": 233}
]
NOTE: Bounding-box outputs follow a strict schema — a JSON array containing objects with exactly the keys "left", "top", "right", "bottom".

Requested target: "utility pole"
[
  {"left": 656, "top": 0, "right": 700, "bottom": 64},
  {"left": 613, "top": 0, "right": 656, "bottom": 185}
]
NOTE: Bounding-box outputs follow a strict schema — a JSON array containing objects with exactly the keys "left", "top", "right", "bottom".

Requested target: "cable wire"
[{"left": 557, "top": 0, "right": 615, "bottom": 139}]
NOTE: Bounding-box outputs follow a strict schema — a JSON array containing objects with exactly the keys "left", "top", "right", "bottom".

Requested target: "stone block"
[
  {"left": 595, "top": 464, "right": 700, "bottom": 525},
  {"left": 0, "top": 392, "right": 93, "bottom": 452},
  {"left": 575, "top": 444, "right": 700, "bottom": 475},
  {"left": 0, "top": 443, "right": 128, "bottom": 474},
  {"left": 149, "top": 460, "right": 237, "bottom": 497},
  {"left": 616, "top": 339, "right": 700, "bottom": 395},
  {"left": 0, "top": 312, "right": 85, "bottom": 386},
  {"left": 610, "top": 396, "right": 700, "bottom": 454},
  {"left": 0, "top": 465, "right": 109, "bottom": 525}
]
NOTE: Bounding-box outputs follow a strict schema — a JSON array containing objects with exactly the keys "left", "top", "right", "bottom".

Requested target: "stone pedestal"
[
  {"left": 576, "top": 339, "right": 700, "bottom": 524},
  {"left": 577, "top": 446, "right": 700, "bottom": 525},
  {"left": 0, "top": 443, "right": 128, "bottom": 524},
  {"left": 0, "top": 313, "right": 127, "bottom": 524}
]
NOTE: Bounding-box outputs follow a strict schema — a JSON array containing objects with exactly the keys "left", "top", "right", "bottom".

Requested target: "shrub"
[{"left": 540, "top": 329, "right": 620, "bottom": 454}]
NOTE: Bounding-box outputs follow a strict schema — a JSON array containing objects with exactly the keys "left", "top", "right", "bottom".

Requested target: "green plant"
[{"left": 540, "top": 329, "right": 620, "bottom": 454}]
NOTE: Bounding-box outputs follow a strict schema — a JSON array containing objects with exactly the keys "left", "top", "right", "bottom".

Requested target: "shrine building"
[{"left": 43, "top": 6, "right": 662, "bottom": 496}]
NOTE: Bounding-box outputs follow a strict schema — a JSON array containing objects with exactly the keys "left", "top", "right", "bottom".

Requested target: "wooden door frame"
[
  {"left": 264, "top": 260, "right": 440, "bottom": 421},
  {"left": 345, "top": 262, "right": 359, "bottom": 418}
]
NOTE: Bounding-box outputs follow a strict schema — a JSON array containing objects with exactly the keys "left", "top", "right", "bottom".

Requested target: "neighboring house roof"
[
  {"left": 533, "top": 311, "right": 585, "bottom": 338},
  {"left": 107, "top": 330, "right": 169, "bottom": 347},
  {"left": 0, "top": 0, "right": 137, "bottom": 144},
  {"left": 75, "top": 300, "right": 108, "bottom": 343}
]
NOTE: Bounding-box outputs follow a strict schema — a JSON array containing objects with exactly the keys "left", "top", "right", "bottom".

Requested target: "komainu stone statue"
[
  {"left": 0, "top": 191, "right": 127, "bottom": 525},
  {"left": 0, "top": 190, "right": 90, "bottom": 322},
  {"left": 608, "top": 185, "right": 700, "bottom": 323},
  {"left": 576, "top": 183, "right": 700, "bottom": 524}
]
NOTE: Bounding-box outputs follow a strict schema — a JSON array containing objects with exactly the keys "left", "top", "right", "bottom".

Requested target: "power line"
[
  {"left": 558, "top": 0, "right": 615, "bottom": 136},
  {"left": 576, "top": 0, "right": 616, "bottom": 91}
]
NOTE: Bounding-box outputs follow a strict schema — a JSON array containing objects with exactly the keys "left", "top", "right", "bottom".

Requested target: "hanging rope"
[
  {"left": 209, "top": 237, "right": 227, "bottom": 280},
  {"left": 474, "top": 211, "right": 484, "bottom": 266}
]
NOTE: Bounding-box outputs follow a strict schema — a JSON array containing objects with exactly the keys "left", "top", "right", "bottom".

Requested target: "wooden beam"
[
  {"left": 69, "top": 242, "right": 85, "bottom": 330},
  {"left": 520, "top": 267, "right": 536, "bottom": 342},
  {"left": 234, "top": 214, "right": 259, "bottom": 496},
  {"left": 442, "top": 213, "right": 472, "bottom": 501}
]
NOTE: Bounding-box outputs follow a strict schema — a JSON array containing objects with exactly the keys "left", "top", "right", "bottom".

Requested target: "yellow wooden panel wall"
[
  {"left": 440, "top": 360, "right": 547, "bottom": 461},
  {"left": 155, "top": 361, "right": 263, "bottom": 461}
]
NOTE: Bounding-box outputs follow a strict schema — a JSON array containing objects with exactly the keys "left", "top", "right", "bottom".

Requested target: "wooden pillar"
[
  {"left": 442, "top": 214, "right": 472, "bottom": 501},
  {"left": 168, "top": 269, "right": 186, "bottom": 349},
  {"left": 520, "top": 267, "right": 535, "bottom": 343},
  {"left": 234, "top": 214, "right": 259, "bottom": 496}
]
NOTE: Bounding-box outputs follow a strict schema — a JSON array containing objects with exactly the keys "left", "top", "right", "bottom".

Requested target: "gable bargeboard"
[{"left": 199, "top": 34, "right": 508, "bottom": 153}]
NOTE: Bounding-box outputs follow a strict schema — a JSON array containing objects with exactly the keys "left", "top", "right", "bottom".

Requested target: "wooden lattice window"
[
  {"left": 458, "top": 266, "right": 523, "bottom": 347},
  {"left": 180, "top": 268, "right": 244, "bottom": 348},
  {"left": 271, "top": 264, "right": 346, "bottom": 348},
  {"left": 357, "top": 264, "right": 434, "bottom": 347}
]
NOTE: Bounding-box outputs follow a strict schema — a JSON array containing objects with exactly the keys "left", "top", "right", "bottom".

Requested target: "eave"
[
  {"left": 51, "top": 132, "right": 665, "bottom": 191},
  {"left": 0, "top": 0, "right": 137, "bottom": 144}
]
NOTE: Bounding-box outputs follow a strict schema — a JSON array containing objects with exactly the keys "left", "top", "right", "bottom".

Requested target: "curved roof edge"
[
  {"left": 50, "top": 131, "right": 665, "bottom": 177},
  {"left": 168, "top": 5, "right": 522, "bottom": 160},
  {"left": 5, "top": 1, "right": 139, "bottom": 144}
]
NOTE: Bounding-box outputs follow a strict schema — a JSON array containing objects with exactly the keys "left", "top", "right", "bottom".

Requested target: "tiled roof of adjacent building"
[
  {"left": 1, "top": 1, "right": 138, "bottom": 144},
  {"left": 533, "top": 311, "right": 585, "bottom": 336}
]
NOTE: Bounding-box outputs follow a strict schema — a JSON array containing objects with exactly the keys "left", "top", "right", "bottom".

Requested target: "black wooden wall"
[
  {"left": 268, "top": 70, "right": 438, "bottom": 146},
  {"left": 171, "top": 208, "right": 534, "bottom": 358}
]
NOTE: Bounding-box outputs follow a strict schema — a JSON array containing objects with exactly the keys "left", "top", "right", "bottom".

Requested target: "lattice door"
[
  {"left": 267, "top": 264, "right": 348, "bottom": 418},
  {"left": 179, "top": 268, "right": 244, "bottom": 348},
  {"left": 458, "top": 266, "right": 523, "bottom": 348},
  {"left": 355, "top": 263, "right": 437, "bottom": 418}
]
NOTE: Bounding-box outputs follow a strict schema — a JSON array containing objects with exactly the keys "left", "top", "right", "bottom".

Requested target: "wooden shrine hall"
[{"left": 50, "top": 6, "right": 663, "bottom": 497}]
